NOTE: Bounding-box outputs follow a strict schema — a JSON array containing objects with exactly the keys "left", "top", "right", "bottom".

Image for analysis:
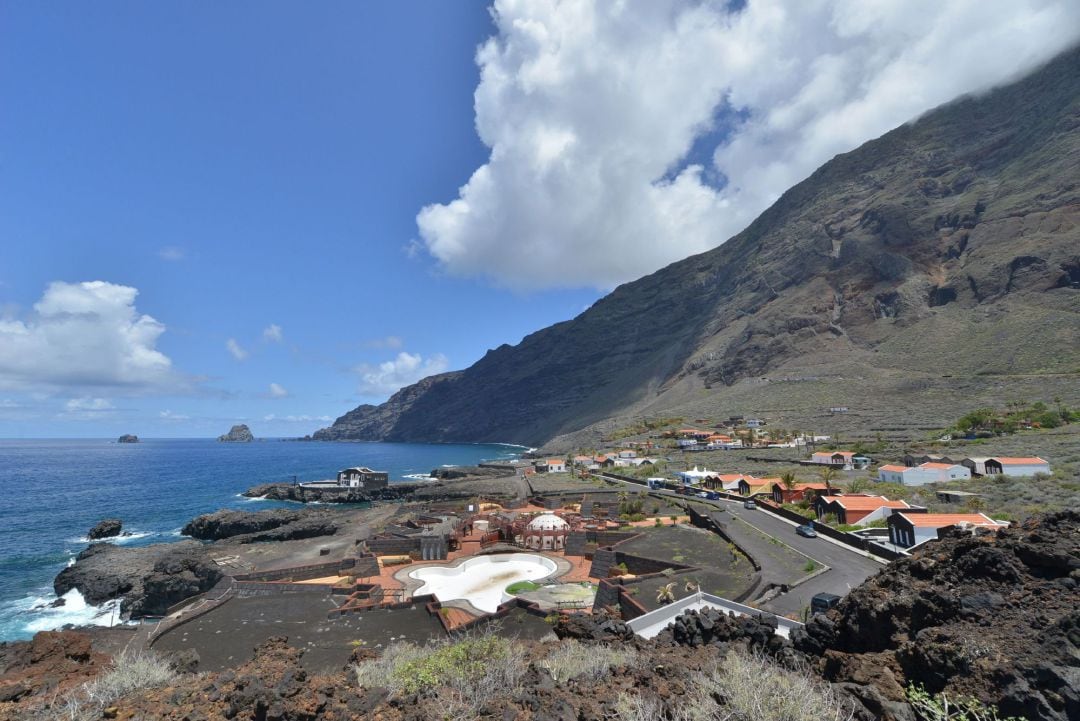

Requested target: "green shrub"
[
  {"left": 906, "top": 683, "right": 1023, "bottom": 721},
  {"left": 540, "top": 640, "right": 641, "bottom": 683},
  {"left": 505, "top": 580, "right": 541, "bottom": 595}
]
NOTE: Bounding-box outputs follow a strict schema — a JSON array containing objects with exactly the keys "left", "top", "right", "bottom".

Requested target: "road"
[{"left": 593, "top": 474, "right": 886, "bottom": 617}]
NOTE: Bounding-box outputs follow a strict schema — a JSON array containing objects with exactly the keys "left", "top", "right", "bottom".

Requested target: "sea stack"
[
  {"left": 117, "top": 434, "right": 139, "bottom": 443},
  {"left": 218, "top": 424, "right": 254, "bottom": 443},
  {"left": 87, "top": 519, "right": 123, "bottom": 540}
]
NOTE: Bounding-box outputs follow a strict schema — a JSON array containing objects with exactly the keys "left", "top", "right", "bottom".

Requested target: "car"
[
  {"left": 795, "top": 524, "right": 818, "bottom": 538},
  {"left": 696, "top": 491, "right": 709, "bottom": 498},
  {"left": 810, "top": 593, "right": 841, "bottom": 615},
  {"left": 743, "top": 500, "right": 757, "bottom": 510}
]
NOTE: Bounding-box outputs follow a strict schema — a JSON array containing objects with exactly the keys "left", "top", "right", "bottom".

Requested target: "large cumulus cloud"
[
  {"left": 417, "top": 0, "right": 1080, "bottom": 290},
  {"left": 0, "top": 281, "right": 179, "bottom": 392}
]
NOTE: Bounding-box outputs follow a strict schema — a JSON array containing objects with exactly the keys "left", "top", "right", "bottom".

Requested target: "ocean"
[{"left": 0, "top": 438, "right": 525, "bottom": 641}]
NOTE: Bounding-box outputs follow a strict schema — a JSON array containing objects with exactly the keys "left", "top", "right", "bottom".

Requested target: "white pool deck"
[
  {"left": 409, "top": 553, "right": 559, "bottom": 614},
  {"left": 626, "top": 591, "right": 804, "bottom": 639}
]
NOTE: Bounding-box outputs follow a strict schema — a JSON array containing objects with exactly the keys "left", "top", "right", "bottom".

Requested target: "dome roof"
[{"left": 527, "top": 513, "right": 570, "bottom": 531}]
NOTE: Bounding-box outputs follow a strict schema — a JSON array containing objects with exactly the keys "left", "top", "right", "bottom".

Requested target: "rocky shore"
[
  {"left": 52, "top": 541, "right": 222, "bottom": 617},
  {"left": 218, "top": 424, "right": 254, "bottom": 442},
  {"left": 181, "top": 508, "right": 338, "bottom": 543},
  {"left": 2, "top": 510, "right": 1075, "bottom": 720}
]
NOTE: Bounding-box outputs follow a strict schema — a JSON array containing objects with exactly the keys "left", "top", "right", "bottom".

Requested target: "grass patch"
[
  {"left": 504, "top": 580, "right": 541, "bottom": 595},
  {"left": 51, "top": 650, "right": 179, "bottom": 721},
  {"left": 540, "top": 640, "right": 643, "bottom": 683}
]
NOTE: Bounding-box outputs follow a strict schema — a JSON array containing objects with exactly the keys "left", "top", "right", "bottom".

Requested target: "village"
[{"left": 137, "top": 406, "right": 1068, "bottom": 674}]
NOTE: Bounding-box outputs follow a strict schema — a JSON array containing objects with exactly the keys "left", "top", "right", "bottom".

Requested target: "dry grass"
[
  {"left": 615, "top": 648, "right": 855, "bottom": 721},
  {"left": 41, "top": 650, "right": 179, "bottom": 721},
  {"left": 539, "top": 640, "right": 642, "bottom": 683}
]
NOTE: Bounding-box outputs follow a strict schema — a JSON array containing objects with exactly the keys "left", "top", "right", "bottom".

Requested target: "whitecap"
[
  {"left": 8, "top": 589, "right": 128, "bottom": 636},
  {"left": 67, "top": 530, "right": 155, "bottom": 545}
]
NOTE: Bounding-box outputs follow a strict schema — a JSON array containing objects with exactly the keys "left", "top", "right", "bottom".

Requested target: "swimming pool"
[{"left": 409, "top": 553, "right": 558, "bottom": 613}]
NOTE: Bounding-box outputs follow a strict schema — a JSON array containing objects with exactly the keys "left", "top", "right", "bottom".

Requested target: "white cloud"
[
  {"left": 65, "top": 397, "right": 114, "bottom": 412},
  {"left": 417, "top": 0, "right": 1080, "bottom": 290},
  {"left": 262, "top": 324, "right": 284, "bottom": 343},
  {"left": 364, "top": 335, "right": 404, "bottom": 350},
  {"left": 263, "top": 413, "right": 332, "bottom": 423},
  {"left": 268, "top": 382, "right": 289, "bottom": 398},
  {"left": 0, "top": 281, "right": 178, "bottom": 392},
  {"left": 355, "top": 352, "right": 449, "bottom": 397},
  {"left": 225, "top": 338, "right": 248, "bottom": 361},
  {"left": 159, "top": 409, "right": 190, "bottom": 421},
  {"left": 158, "top": 246, "right": 185, "bottom": 262}
]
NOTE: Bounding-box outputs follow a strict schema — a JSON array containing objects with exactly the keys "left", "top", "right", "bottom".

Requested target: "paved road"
[
  {"left": 712, "top": 499, "right": 885, "bottom": 616},
  {"left": 593, "top": 474, "right": 886, "bottom": 617}
]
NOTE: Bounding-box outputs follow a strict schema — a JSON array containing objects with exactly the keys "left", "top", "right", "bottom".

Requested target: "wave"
[
  {"left": 401, "top": 473, "right": 435, "bottom": 481},
  {"left": 0, "top": 589, "right": 127, "bottom": 640},
  {"left": 67, "top": 530, "right": 156, "bottom": 545}
]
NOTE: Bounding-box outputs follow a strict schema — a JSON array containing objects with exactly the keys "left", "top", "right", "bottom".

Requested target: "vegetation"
[
  {"left": 615, "top": 649, "right": 855, "bottom": 721},
  {"left": 950, "top": 401, "right": 1078, "bottom": 437},
  {"left": 907, "top": 683, "right": 1023, "bottom": 721},
  {"left": 606, "top": 416, "right": 685, "bottom": 441},
  {"left": 539, "top": 640, "right": 643, "bottom": 683},
  {"left": 504, "top": 580, "right": 541, "bottom": 595},
  {"left": 354, "top": 629, "right": 526, "bottom": 717},
  {"left": 55, "top": 650, "right": 178, "bottom": 721}
]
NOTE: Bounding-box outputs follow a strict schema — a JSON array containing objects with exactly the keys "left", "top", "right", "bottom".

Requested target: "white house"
[
  {"left": 983, "top": 457, "right": 1051, "bottom": 477},
  {"left": 676, "top": 467, "right": 714, "bottom": 485},
  {"left": 888, "top": 512, "right": 1008, "bottom": 549},
  {"left": 677, "top": 439, "right": 698, "bottom": 449},
  {"left": 878, "top": 462, "right": 971, "bottom": 486},
  {"left": 616, "top": 449, "right": 638, "bottom": 459},
  {"left": 745, "top": 419, "right": 765, "bottom": 428},
  {"left": 535, "top": 458, "right": 566, "bottom": 473}
]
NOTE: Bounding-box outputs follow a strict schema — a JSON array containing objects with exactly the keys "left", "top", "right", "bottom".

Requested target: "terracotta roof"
[
  {"left": 878, "top": 464, "right": 907, "bottom": 472},
  {"left": 993, "top": 457, "right": 1048, "bottom": 465},
  {"left": 793, "top": 483, "right": 831, "bottom": 490},
  {"left": 545, "top": 458, "right": 565, "bottom": 465},
  {"left": 896, "top": 512, "right": 1006, "bottom": 528},
  {"left": 920, "top": 462, "right": 962, "bottom": 470},
  {"left": 831, "top": 496, "right": 910, "bottom": 511}
]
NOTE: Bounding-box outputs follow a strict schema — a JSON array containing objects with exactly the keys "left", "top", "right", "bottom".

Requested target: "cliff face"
[{"left": 316, "top": 47, "right": 1080, "bottom": 446}]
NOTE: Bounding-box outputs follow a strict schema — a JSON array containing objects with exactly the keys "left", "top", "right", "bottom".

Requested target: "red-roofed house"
[
  {"left": 534, "top": 458, "right": 566, "bottom": 473},
  {"left": 982, "top": 457, "right": 1051, "bottom": 477},
  {"left": 810, "top": 451, "right": 871, "bottom": 470},
  {"left": 814, "top": 495, "right": 914, "bottom": 526},
  {"left": 878, "top": 462, "right": 971, "bottom": 486},
  {"left": 771, "top": 482, "right": 835, "bottom": 504},
  {"left": 888, "top": 512, "right": 1008, "bottom": 548}
]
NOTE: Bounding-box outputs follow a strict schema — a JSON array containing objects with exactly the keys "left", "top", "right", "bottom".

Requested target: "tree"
[
  {"left": 780, "top": 471, "right": 797, "bottom": 491},
  {"left": 818, "top": 466, "right": 838, "bottom": 488}
]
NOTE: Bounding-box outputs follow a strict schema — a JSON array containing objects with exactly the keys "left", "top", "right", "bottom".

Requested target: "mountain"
[{"left": 315, "top": 47, "right": 1080, "bottom": 447}]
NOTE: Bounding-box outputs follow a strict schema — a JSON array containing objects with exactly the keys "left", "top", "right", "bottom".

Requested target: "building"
[
  {"left": 814, "top": 495, "right": 913, "bottom": 526},
  {"left": 336, "top": 467, "right": 389, "bottom": 490},
  {"left": 902, "top": 453, "right": 958, "bottom": 467},
  {"left": 522, "top": 513, "right": 571, "bottom": 551},
  {"left": 771, "top": 482, "right": 833, "bottom": 504},
  {"left": 616, "top": 449, "right": 638, "bottom": 459},
  {"left": 878, "top": 462, "right": 971, "bottom": 486},
  {"left": 960, "top": 457, "right": 992, "bottom": 476},
  {"left": 745, "top": 419, "right": 765, "bottom": 428},
  {"left": 676, "top": 466, "right": 714, "bottom": 485},
  {"left": 809, "top": 451, "right": 870, "bottom": 470},
  {"left": 982, "top": 457, "right": 1051, "bottom": 477},
  {"left": 888, "top": 512, "right": 1008, "bottom": 548},
  {"left": 737, "top": 476, "right": 781, "bottom": 496},
  {"left": 534, "top": 458, "right": 567, "bottom": 473}
]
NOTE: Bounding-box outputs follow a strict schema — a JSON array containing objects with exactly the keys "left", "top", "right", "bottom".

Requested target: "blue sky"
[
  {"left": 2, "top": 1, "right": 1076, "bottom": 438},
  {"left": 0, "top": 2, "right": 602, "bottom": 437}
]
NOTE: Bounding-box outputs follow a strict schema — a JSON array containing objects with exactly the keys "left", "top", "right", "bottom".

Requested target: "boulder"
[
  {"left": 87, "top": 519, "right": 123, "bottom": 540},
  {"left": 181, "top": 508, "right": 337, "bottom": 543},
  {"left": 117, "top": 434, "right": 139, "bottom": 443}
]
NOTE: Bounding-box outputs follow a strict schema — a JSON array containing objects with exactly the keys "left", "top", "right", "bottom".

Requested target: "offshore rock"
[
  {"left": 217, "top": 424, "right": 254, "bottom": 442},
  {"left": 87, "top": 519, "right": 123, "bottom": 540},
  {"left": 116, "top": 434, "right": 139, "bottom": 443}
]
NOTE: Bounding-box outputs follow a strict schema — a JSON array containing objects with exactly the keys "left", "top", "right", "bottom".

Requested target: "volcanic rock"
[
  {"left": 116, "top": 434, "right": 139, "bottom": 443},
  {"left": 87, "top": 518, "right": 123, "bottom": 540},
  {"left": 181, "top": 508, "right": 338, "bottom": 543},
  {"left": 217, "top": 424, "right": 254, "bottom": 442},
  {"left": 793, "top": 510, "right": 1080, "bottom": 721}
]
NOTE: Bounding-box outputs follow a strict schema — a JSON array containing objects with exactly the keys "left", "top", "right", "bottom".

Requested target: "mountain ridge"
[{"left": 314, "top": 46, "right": 1080, "bottom": 446}]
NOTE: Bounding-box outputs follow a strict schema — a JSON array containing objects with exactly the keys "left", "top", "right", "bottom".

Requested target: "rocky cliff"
[
  {"left": 315, "top": 47, "right": 1080, "bottom": 446},
  {"left": 218, "top": 424, "right": 254, "bottom": 442}
]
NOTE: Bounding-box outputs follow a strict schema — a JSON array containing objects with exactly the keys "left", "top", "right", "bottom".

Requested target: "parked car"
[
  {"left": 743, "top": 500, "right": 757, "bottom": 510},
  {"left": 810, "top": 593, "right": 841, "bottom": 615},
  {"left": 795, "top": 524, "right": 818, "bottom": 538},
  {"left": 705, "top": 492, "right": 720, "bottom": 501},
  {"left": 695, "top": 491, "right": 709, "bottom": 498}
]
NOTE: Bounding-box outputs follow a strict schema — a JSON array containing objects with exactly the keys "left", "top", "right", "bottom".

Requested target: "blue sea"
[{"left": 0, "top": 438, "right": 525, "bottom": 641}]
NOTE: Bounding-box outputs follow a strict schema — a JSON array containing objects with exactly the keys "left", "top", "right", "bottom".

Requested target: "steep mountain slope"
[{"left": 315, "top": 46, "right": 1080, "bottom": 446}]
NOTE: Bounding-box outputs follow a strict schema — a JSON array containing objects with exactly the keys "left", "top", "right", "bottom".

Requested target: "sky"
[{"left": 2, "top": 1, "right": 1078, "bottom": 438}]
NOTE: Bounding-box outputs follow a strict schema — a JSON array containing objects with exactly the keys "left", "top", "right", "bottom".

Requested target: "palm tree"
[
  {"left": 818, "top": 466, "right": 838, "bottom": 492},
  {"left": 656, "top": 582, "right": 676, "bottom": 605},
  {"left": 780, "top": 471, "right": 797, "bottom": 491}
]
